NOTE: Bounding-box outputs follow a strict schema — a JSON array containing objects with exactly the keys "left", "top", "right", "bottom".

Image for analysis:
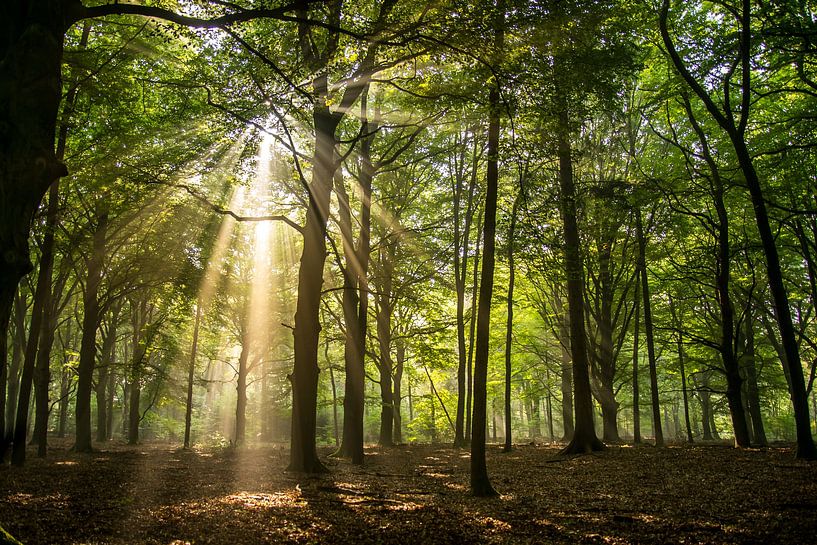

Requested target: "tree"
[{"left": 660, "top": 0, "right": 817, "bottom": 458}]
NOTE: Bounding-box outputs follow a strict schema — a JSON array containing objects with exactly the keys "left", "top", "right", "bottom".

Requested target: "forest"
[{"left": 2, "top": 0, "right": 817, "bottom": 543}]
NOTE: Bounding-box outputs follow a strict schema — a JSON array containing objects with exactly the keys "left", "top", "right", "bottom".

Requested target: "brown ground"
[{"left": 1, "top": 439, "right": 816, "bottom": 544}]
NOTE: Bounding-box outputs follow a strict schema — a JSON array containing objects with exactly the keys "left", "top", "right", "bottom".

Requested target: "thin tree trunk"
[
  {"left": 96, "top": 310, "right": 118, "bottom": 443},
  {"left": 504, "top": 192, "right": 520, "bottom": 453},
  {"left": 471, "top": 2, "right": 503, "bottom": 496},
  {"left": 337, "top": 94, "right": 373, "bottom": 463},
  {"left": 184, "top": 302, "right": 201, "bottom": 449},
  {"left": 376, "top": 243, "right": 395, "bottom": 447},
  {"left": 394, "top": 339, "right": 404, "bottom": 444},
  {"left": 743, "top": 307, "right": 767, "bottom": 446},
  {"left": 632, "top": 277, "right": 642, "bottom": 444},
  {"left": 465, "top": 207, "right": 483, "bottom": 444},
  {"left": 635, "top": 209, "right": 663, "bottom": 447},
  {"left": 556, "top": 295, "right": 574, "bottom": 442},
  {"left": 234, "top": 336, "right": 249, "bottom": 446},
  {"left": 455, "top": 135, "right": 478, "bottom": 448}
]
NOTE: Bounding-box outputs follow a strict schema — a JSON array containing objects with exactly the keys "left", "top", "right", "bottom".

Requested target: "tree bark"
[
  {"left": 557, "top": 104, "right": 604, "bottom": 455},
  {"left": 632, "top": 277, "right": 642, "bottom": 444},
  {"left": 184, "top": 303, "right": 201, "bottom": 449},
  {"left": 394, "top": 339, "right": 404, "bottom": 444},
  {"left": 471, "top": 1, "right": 503, "bottom": 496},
  {"left": 234, "top": 334, "right": 250, "bottom": 446},
  {"left": 743, "top": 307, "right": 767, "bottom": 446},
  {"left": 73, "top": 209, "right": 108, "bottom": 454},
  {"left": 454, "top": 134, "right": 478, "bottom": 448},
  {"left": 289, "top": 96, "right": 338, "bottom": 473},
  {"left": 376, "top": 242, "right": 395, "bottom": 447},
  {"left": 96, "top": 310, "right": 119, "bottom": 443},
  {"left": 504, "top": 191, "right": 520, "bottom": 453},
  {"left": 0, "top": 7, "right": 69, "bottom": 463},
  {"left": 635, "top": 209, "right": 663, "bottom": 447}
]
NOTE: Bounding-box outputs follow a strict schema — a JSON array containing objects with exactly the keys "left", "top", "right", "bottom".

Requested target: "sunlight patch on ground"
[
  {"left": 220, "top": 491, "right": 306, "bottom": 510},
  {"left": 54, "top": 461, "right": 78, "bottom": 466}
]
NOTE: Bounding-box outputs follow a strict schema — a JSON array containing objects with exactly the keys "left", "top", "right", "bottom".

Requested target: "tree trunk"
[
  {"left": 743, "top": 308, "right": 767, "bottom": 446},
  {"left": 128, "top": 298, "right": 148, "bottom": 446},
  {"left": 329, "top": 361, "right": 339, "bottom": 447},
  {"left": 376, "top": 243, "right": 394, "bottom": 447},
  {"left": 471, "top": 3, "right": 503, "bottom": 496},
  {"left": 0, "top": 6, "right": 69, "bottom": 463},
  {"left": 557, "top": 104, "right": 603, "bottom": 455},
  {"left": 184, "top": 303, "right": 201, "bottom": 449},
  {"left": 632, "top": 280, "right": 642, "bottom": 444},
  {"left": 58, "top": 364, "right": 69, "bottom": 439},
  {"left": 106, "top": 369, "right": 115, "bottom": 440},
  {"left": 661, "top": 0, "right": 815, "bottom": 459},
  {"left": 73, "top": 210, "right": 108, "bottom": 454},
  {"left": 454, "top": 136, "right": 478, "bottom": 448},
  {"left": 465, "top": 207, "right": 483, "bottom": 444},
  {"left": 2, "top": 291, "right": 27, "bottom": 459},
  {"left": 336, "top": 96, "right": 374, "bottom": 463},
  {"left": 680, "top": 93, "right": 750, "bottom": 448},
  {"left": 234, "top": 335, "right": 250, "bottom": 446},
  {"left": 504, "top": 192, "right": 520, "bottom": 453},
  {"left": 635, "top": 209, "right": 663, "bottom": 447},
  {"left": 555, "top": 295, "right": 574, "bottom": 442},
  {"left": 289, "top": 96, "right": 339, "bottom": 473},
  {"left": 96, "top": 311, "right": 118, "bottom": 443},
  {"left": 394, "top": 339, "right": 404, "bottom": 444},
  {"left": 677, "top": 330, "right": 693, "bottom": 443}
]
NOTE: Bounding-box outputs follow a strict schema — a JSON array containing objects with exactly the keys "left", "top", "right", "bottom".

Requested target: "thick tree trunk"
[
  {"left": 557, "top": 105, "right": 603, "bottom": 456},
  {"left": 336, "top": 100, "right": 373, "bottom": 463},
  {"left": 635, "top": 210, "right": 663, "bottom": 447},
  {"left": 74, "top": 210, "right": 108, "bottom": 454},
  {"left": 0, "top": 6, "right": 69, "bottom": 462},
  {"left": 289, "top": 100, "right": 339, "bottom": 473}
]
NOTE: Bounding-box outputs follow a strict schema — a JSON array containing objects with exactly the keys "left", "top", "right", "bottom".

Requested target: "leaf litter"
[{"left": 1, "top": 440, "right": 816, "bottom": 544}]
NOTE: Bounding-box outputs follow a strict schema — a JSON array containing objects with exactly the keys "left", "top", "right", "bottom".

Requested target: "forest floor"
[{"left": 1, "top": 439, "right": 816, "bottom": 544}]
